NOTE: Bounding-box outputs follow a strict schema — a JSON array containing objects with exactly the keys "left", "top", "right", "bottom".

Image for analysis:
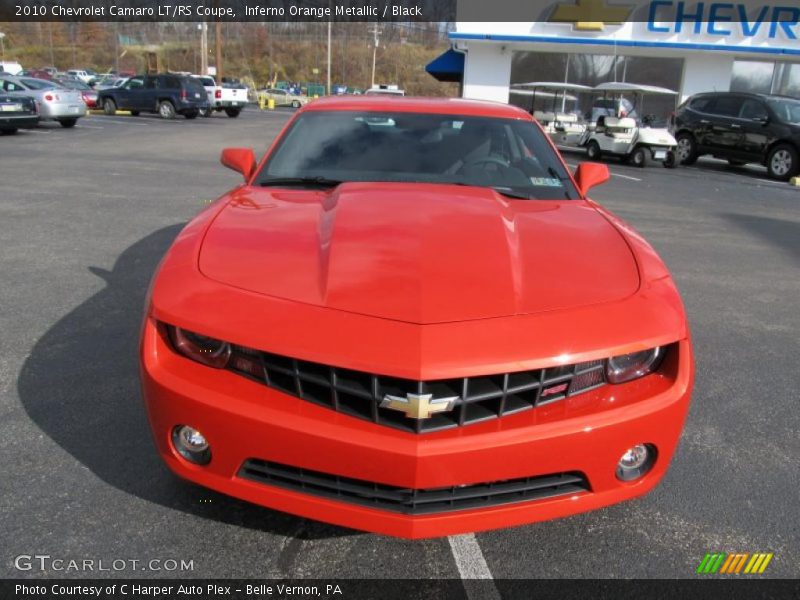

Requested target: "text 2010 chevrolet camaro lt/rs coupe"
[{"left": 140, "top": 96, "right": 694, "bottom": 538}]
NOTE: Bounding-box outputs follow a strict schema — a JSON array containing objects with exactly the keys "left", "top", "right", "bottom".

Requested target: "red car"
[{"left": 140, "top": 96, "right": 694, "bottom": 538}]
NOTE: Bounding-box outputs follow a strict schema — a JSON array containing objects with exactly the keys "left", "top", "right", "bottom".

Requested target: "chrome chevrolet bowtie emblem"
[
  {"left": 380, "top": 392, "right": 459, "bottom": 420},
  {"left": 549, "top": 0, "right": 634, "bottom": 31}
]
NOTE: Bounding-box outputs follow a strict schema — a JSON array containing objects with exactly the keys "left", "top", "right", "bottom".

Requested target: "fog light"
[
  {"left": 616, "top": 443, "right": 655, "bottom": 481},
  {"left": 172, "top": 425, "right": 211, "bottom": 465}
]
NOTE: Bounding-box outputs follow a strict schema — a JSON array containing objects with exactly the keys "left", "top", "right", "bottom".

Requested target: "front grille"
[
  {"left": 227, "top": 345, "right": 606, "bottom": 433},
  {"left": 239, "top": 459, "right": 590, "bottom": 515}
]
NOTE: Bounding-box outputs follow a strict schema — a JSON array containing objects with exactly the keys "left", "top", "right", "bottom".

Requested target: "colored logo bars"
[{"left": 697, "top": 553, "right": 774, "bottom": 575}]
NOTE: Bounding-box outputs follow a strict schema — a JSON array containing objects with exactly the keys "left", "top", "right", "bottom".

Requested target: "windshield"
[
  {"left": 256, "top": 111, "right": 579, "bottom": 200},
  {"left": 767, "top": 98, "right": 800, "bottom": 124}
]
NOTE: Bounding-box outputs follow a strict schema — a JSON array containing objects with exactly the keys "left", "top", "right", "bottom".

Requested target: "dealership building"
[{"left": 428, "top": 1, "right": 800, "bottom": 117}]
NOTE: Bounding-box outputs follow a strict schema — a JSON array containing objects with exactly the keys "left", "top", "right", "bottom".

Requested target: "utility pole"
[
  {"left": 215, "top": 20, "right": 223, "bottom": 80},
  {"left": 199, "top": 22, "right": 208, "bottom": 75},
  {"left": 326, "top": 20, "right": 331, "bottom": 95},
  {"left": 370, "top": 23, "right": 381, "bottom": 89},
  {"left": 213, "top": 0, "right": 223, "bottom": 81}
]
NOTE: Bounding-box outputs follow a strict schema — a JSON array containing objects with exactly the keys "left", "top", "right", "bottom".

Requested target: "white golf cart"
[
  {"left": 511, "top": 82, "right": 592, "bottom": 147},
  {"left": 581, "top": 82, "right": 679, "bottom": 168}
]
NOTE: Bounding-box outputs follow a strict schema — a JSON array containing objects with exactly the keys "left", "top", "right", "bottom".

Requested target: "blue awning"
[{"left": 425, "top": 48, "right": 464, "bottom": 83}]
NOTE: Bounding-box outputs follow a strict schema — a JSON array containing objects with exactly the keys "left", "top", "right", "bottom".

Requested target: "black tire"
[
  {"left": 224, "top": 108, "right": 241, "bottom": 118},
  {"left": 675, "top": 132, "right": 698, "bottom": 165},
  {"left": 158, "top": 100, "right": 176, "bottom": 120},
  {"left": 663, "top": 150, "right": 678, "bottom": 169},
  {"left": 184, "top": 110, "right": 199, "bottom": 120},
  {"left": 766, "top": 144, "right": 799, "bottom": 181},
  {"left": 727, "top": 159, "right": 746, "bottom": 166},
  {"left": 130, "top": 110, "right": 140, "bottom": 116},
  {"left": 199, "top": 107, "right": 211, "bottom": 118},
  {"left": 1, "top": 128, "right": 18, "bottom": 135},
  {"left": 59, "top": 118, "right": 77, "bottom": 128},
  {"left": 631, "top": 145, "right": 648, "bottom": 168},
  {"left": 103, "top": 98, "right": 117, "bottom": 116},
  {"left": 291, "top": 100, "right": 301, "bottom": 109},
  {"left": 586, "top": 140, "right": 601, "bottom": 160}
]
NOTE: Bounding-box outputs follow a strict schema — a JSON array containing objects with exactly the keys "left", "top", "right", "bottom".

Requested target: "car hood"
[{"left": 198, "top": 183, "right": 640, "bottom": 324}]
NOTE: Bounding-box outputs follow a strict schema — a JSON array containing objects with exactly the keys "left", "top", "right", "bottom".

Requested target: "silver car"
[{"left": 0, "top": 76, "right": 86, "bottom": 127}]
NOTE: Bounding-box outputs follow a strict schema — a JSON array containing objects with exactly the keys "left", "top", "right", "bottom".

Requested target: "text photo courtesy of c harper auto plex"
[{"left": 0, "top": 0, "right": 798, "bottom": 598}]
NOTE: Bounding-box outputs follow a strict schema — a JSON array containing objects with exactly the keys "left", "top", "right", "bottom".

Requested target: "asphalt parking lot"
[{"left": 1, "top": 108, "right": 798, "bottom": 582}]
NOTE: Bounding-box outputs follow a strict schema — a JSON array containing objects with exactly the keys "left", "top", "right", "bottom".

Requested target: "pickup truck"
[
  {"left": 194, "top": 76, "right": 246, "bottom": 118},
  {"left": 97, "top": 73, "right": 209, "bottom": 119}
]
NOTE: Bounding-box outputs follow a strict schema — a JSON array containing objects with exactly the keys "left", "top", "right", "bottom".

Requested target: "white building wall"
[
  {"left": 461, "top": 44, "right": 513, "bottom": 103},
  {"left": 680, "top": 54, "right": 735, "bottom": 103}
]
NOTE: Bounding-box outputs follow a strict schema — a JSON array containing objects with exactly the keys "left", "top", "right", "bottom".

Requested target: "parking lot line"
[
  {"left": 612, "top": 172, "right": 643, "bottom": 182},
  {"left": 448, "top": 534, "right": 501, "bottom": 600}
]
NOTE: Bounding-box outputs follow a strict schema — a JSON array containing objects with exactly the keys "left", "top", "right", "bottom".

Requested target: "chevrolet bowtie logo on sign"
[
  {"left": 696, "top": 552, "right": 774, "bottom": 575},
  {"left": 549, "top": 0, "right": 634, "bottom": 31},
  {"left": 380, "top": 392, "right": 458, "bottom": 419}
]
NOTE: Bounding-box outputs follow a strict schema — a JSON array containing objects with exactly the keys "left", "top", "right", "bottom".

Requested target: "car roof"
[{"left": 303, "top": 95, "right": 532, "bottom": 119}]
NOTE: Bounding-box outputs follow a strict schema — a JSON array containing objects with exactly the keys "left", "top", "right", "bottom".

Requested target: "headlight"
[
  {"left": 605, "top": 346, "right": 665, "bottom": 384},
  {"left": 167, "top": 326, "right": 231, "bottom": 368}
]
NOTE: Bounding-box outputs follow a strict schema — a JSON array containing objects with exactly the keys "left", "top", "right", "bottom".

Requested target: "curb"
[{"left": 88, "top": 109, "right": 132, "bottom": 116}]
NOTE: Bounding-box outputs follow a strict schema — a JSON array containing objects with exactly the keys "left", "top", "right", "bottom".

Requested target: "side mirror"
[
  {"left": 574, "top": 162, "right": 610, "bottom": 196},
  {"left": 220, "top": 147, "right": 256, "bottom": 181},
  {"left": 753, "top": 115, "right": 769, "bottom": 125}
]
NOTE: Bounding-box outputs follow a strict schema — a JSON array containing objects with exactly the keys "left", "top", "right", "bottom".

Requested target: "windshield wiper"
[{"left": 259, "top": 176, "right": 342, "bottom": 188}]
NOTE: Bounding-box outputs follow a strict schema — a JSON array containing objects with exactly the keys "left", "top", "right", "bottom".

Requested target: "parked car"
[
  {"left": 97, "top": 73, "right": 209, "bottom": 119},
  {"left": 66, "top": 70, "right": 94, "bottom": 84},
  {"left": 0, "top": 91, "right": 39, "bottom": 134},
  {"left": 0, "top": 61, "right": 24, "bottom": 76},
  {"left": 364, "top": 84, "right": 405, "bottom": 96},
  {"left": 194, "top": 75, "right": 247, "bottom": 117},
  {"left": 139, "top": 96, "right": 694, "bottom": 538},
  {"left": 58, "top": 78, "right": 98, "bottom": 109},
  {"left": 18, "top": 69, "right": 55, "bottom": 81},
  {"left": 0, "top": 76, "right": 85, "bottom": 127},
  {"left": 256, "top": 87, "right": 308, "bottom": 108},
  {"left": 94, "top": 76, "right": 127, "bottom": 90},
  {"left": 673, "top": 91, "right": 800, "bottom": 180}
]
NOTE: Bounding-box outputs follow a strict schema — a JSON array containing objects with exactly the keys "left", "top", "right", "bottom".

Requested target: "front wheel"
[
  {"left": 586, "top": 140, "right": 601, "bottom": 160},
  {"left": 1, "top": 128, "right": 18, "bottom": 135},
  {"left": 630, "top": 145, "right": 648, "bottom": 168},
  {"left": 291, "top": 100, "right": 301, "bottom": 109},
  {"left": 199, "top": 107, "right": 211, "bottom": 118},
  {"left": 224, "top": 108, "right": 241, "bottom": 118},
  {"left": 59, "top": 118, "right": 77, "bottom": 128},
  {"left": 130, "top": 110, "right": 140, "bottom": 116},
  {"left": 184, "top": 110, "right": 199, "bottom": 120},
  {"left": 158, "top": 100, "right": 176, "bottom": 120},
  {"left": 663, "top": 150, "right": 678, "bottom": 169},
  {"left": 103, "top": 98, "right": 117, "bottom": 116},
  {"left": 675, "top": 133, "right": 698, "bottom": 165},
  {"left": 767, "top": 144, "right": 799, "bottom": 181}
]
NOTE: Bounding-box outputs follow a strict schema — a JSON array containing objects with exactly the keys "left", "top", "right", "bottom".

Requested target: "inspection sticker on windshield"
[{"left": 530, "top": 177, "right": 563, "bottom": 187}]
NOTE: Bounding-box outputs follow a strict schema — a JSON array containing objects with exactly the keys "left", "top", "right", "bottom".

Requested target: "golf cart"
[
  {"left": 581, "top": 82, "right": 679, "bottom": 168},
  {"left": 511, "top": 82, "right": 592, "bottom": 147}
]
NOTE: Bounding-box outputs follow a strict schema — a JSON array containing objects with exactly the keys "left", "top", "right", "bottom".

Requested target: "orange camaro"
[{"left": 140, "top": 96, "right": 694, "bottom": 538}]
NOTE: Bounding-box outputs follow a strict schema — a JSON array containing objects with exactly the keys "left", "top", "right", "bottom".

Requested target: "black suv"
[
  {"left": 97, "top": 73, "right": 209, "bottom": 120},
  {"left": 673, "top": 92, "right": 800, "bottom": 180}
]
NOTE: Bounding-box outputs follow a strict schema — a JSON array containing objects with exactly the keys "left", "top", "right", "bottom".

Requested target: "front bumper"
[{"left": 141, "top": 319, "right": 693, "bottom": 538}]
